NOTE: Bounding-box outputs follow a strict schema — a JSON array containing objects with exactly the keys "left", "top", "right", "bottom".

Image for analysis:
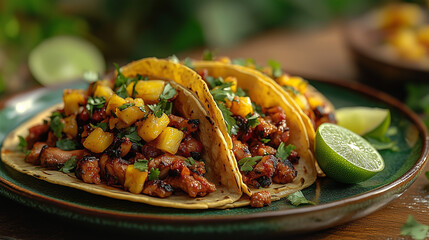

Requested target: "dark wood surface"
[{"left": 1, "top": 23, "right": 428, "bottom": 239}]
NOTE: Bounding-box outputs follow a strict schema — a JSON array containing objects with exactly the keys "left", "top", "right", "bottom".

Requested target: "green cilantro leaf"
[
  {"left": 210, "top": 82, "right": 235, "bottom": 102},
  {"left": 276, "top": 143, "right": 296, "bottom": 161},
  {"left": 231, "top": 58, "right": 256, "bottom": 67},
  {"left": 218, "top": 103, "right": 238, "bottom": 135},
  {"left": 260, "top": 138, "right": 271, "bottom": 144},
  {"left": 168, "top": 55, "right": 180, "bottom": 63},
  {"left": 252, "top": 102, "right": 265, "bottom": 117},
  {"left": 148, "top": 100, "right": 172, "bottom": 118},
  {"left": 49, "top": 111, "right": 64, "bottom": 138},
  {"left": 246, "top": 113, "right": 260, "bottom": 128},
  {"left": 59, "top": 156, "right": 78, "bottom": 173},
  {"left": 18, "top": 135, "right": 27, "bottom": 152},
  {"left": 134, "top": 159, "right": 148, "bottom": 172},
  {"left": 238, "top": 156, "right": 262, "bottom": 172},
  {"left": 118, "top": 103, "right": 134, "bottom": 111},
  {"left": 184, "top": 157, "right": 196, "bottom": 167},
  {"left": 202, "top": 49, "right": 214, "bottom": 60},
  {"left": 268, "top": 59, "right": 282, "bottom": 78},
  {"left": 160, "top": 83, "right": 177, "bottom": 100},
  {"left": 282, "top": 85, "right": 300, "bottom": 95},
  {"left": 86, "top": 96, "right": 106, "bottom": 116},
  {"left": 56, "top": 139, "right": 78, "bottom": 151},
  {"left": 148, "top": 168, "right": 160, "bottom": 180},
  {"left": 235, "top": 87, "right": 248, "bottom": 97},
  {"left": 286, "top": 191, "right": 315, "bottom": 206},
  {"left": 114, "top": 63, "right": 128, "bottom": 87},
  {"left": 183, "top": 57, "right": 194, "bottom": 69},
  {"left": 401, "top": 215, "right": 429, "bottom": 240},
  {"left": 118, "top": 126, "right": 142, "bottom": 145},
  {"left": 90, "top": 122, "right": 108, "bottom": 132},
  {"left": 205, "top": 76, "right": 224, "bottom": 89},
  {"left": 115, "top": 84, "right": 129, "bottom": 98}
]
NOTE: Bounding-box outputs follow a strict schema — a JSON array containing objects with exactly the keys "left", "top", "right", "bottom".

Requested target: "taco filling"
[
  {"left": 197, "top": 70, "right": 299, "bottom": 190},
  {"left": 21, "top": 66, "right": 216, "bottom": 198}
]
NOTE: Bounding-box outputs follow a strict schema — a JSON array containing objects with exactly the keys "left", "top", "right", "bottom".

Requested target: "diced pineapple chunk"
[
  {"left": 106, "top": 94, "right": 126, "bottom": 115},
  {"left": 109, "top": 117, "right": 119, "bottom": 130},
  {"left": 154, "top": 127, "right": 184, "bottom": 154},
  {"left": 224, "top": 76, "right": 237, "bottom": 92},
  {"left": 124, "top": 165, "right": 148, "bottom": 194},
  {"left": 94, "top": 85, "right": 114, "bottom": 101},
  {"left": 83, "top": 127, "right": 114, "bottom": 153},
  {"left": 117, "top": 106, "right": 146, "bottom": 125},
  {"left": 63, "top": 89, "right": 86, "bottom": 116},
  {"left": 61, "top": 115, "right": 78, "bottom": 138},
  {"left": 133, "top": 98, "right": 145, "bottom": 107},
  {"left": 293, "top": 94, "right": 310, "bottom": 112},
  {"left": 138, "top": 113, "right": 170, "bottom": 142},
  {"left": 230, "top": 96, "right": 253, "bottom": 118},
  {"left": 126, "top": 80, "right": 165, "bottom": 103}
]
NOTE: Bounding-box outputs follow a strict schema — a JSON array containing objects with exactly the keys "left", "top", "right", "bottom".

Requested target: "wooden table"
[{"left": 0, "top": 23, "right": 428, "bottom": 239}]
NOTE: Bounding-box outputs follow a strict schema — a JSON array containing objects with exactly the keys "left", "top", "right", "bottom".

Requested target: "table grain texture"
[{"left": 0, "top": 23, "right": 428, "bottom": 239}]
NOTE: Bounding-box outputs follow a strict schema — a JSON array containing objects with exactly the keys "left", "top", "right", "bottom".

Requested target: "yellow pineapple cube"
[
  {"left": 230, "top": 96, "right": 253, "bottom": 118},
  {"left": 94, "top": 85, "right": 114, "bottom": 101},
  {"left": 63, "top": 89, "right": 86, "bottom": 116},
  {"left": 133, "top": 98, "right": 145, "bottom": 107},
  {"left": 117, "top": 106, "right": 146, "bottom": 125},
  {"left": 124, "top": 164, "right": 148, "bottom": 194},
  {"left": 138, "top": 113, "right": 170, "bottom": 142},
  {"left": 224, "top": 76, "right": 237, "bottom": 92},
  {"left": 126, "top": 80, "right": 165, "bottom": 103},
  {"left": 83, "top": 127, "right": 114, "bottom": 153},
  {"left": 106, "top": 94, "right": 126, "bottom": 115},
  {"left": 109, "top": 117, "right": 119, "bottom": 130},
  {"left": 61, "top": 115, "right": 78, "bottom": 138},
  {"left": 154, "top": 127, "right": 184, "bottom": 154}
]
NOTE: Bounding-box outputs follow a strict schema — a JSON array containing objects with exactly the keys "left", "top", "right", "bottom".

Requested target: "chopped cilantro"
[
  {"left": 18, "top": 135, "right": 27, "bottom": 152},
  {"left": 115, "top": 84, "right": 129, "bottom": 98},
  {"left": 160, "top": 83, "right": 177, "bottom": 101},
  {"left": 183, "top": 57, "right": 194, "bottom": 69},
  {"left": 205, "top": 76, "right": 224, "bottom": 89},
  {"left": 246, "top": 113, "right": 260, "bottom": 128},
  {"left": 276, "top": 143, "right": 296, "bottom": 161},
  {"left": 90, "top": 122, "right": 108, "bottom": 131},
  {"left": 148, "top": 168, "right": 160, "bottom": 180},
  {"left": 86, "top": 96, "right": 106, "bottom": 116},
  {"left": 268, "top": 59, "right": 282, "bottom": 78},
  {"left": 114, "top": 63, "right": 128, "bottom": 87},
  {"left": 231, "top": 58, "right": 256, "bottom": 67},
  {"left": 118, "top": 103, "right": 134, "bottom": 111},
  {"left": 260, "top": 138, "right": 271, "bottom": 144},
  {"left": 118, "top": 126, "right": 142, "bottom": 145},
  {"left": 286, "top": 191, "right": 315, "bottom": 206},
  {"left": 401, "top": 215, "right": 429, "bottom": 240},
  {"left": 210, "top": 82, "right": 235, "bottom": 102},
  {"left": 252, "top": 103, "right": 265, "bottom": 117},
  {"left": 184, "top": 157, "right": 196, "bottom": 167},
  {"left": 49, "top": 111, "right": 64, "bottom": 138},
  {"left": 59, "top": 156, "right": 78, "bottom": 173},
  {"left": 202, "top": 49, "right": 214, "bottom": 60},
  {"left": 168, "top": 55, "right": 180, "bottom": 63},
  {"left": 238, "top": 156, "right": 262, "bottom": 172},
  {"left": 282, "top": 85, "right": 300, "bottom": 95},
  {"left": 56, "top": 139, "right": 78, "bottom": 151},
  {"left": 218, "top": 103, "right": 238, "bottom": 135},
  {"left": 134, "top": 159, "right": 148, "bottom": 172},
  {"left": 235, "top": 87, "right": 248, "bottom": 97}
]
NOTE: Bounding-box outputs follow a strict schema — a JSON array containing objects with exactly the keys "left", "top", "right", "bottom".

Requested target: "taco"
[
  {"left": 1, "top": 58, "right": 242, "bottom": 209},
  {"left": 186, "top": 60, "right": 317, "bottom": 207}
]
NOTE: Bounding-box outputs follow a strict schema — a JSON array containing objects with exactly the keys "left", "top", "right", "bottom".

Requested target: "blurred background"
[{"left": 0, "top": 0, "right": 428, "bottom": 127}]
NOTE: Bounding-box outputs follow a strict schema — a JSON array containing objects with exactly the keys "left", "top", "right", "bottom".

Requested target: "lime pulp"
[{"left": 315, "top": 123, "right": 385, "bottom": 183}]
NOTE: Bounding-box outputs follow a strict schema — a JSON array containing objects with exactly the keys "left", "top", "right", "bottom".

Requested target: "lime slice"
[
  {"left": 315, "top": 123, "right": 385, "bottom": 183},
  {"left": 335, "top": 107, "right": 390, "bottom": 139},
  {"left": 29, "top": 36, "right": 105, "bottom": 86}
]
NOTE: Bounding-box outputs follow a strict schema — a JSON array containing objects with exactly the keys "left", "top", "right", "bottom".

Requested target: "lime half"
[
  {"left": 335, "top": 107, "right": 390, "bottom": 139},
  {"left": 315, "top": 123, "right": 385, "bottom": 183},
  {"left": 29, "top": 35, "right": 105, "bottom": 86}
]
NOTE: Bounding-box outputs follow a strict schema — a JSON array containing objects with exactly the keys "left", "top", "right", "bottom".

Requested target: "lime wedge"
[
  {"left": 28, "top": 36, "right": 105, "bottom": 86},
  {"left": 315, "top": 123, "right": 385, "bottom": 183},
  {"left": 335, "top": 107, "right": 390, "bottom": 139}
]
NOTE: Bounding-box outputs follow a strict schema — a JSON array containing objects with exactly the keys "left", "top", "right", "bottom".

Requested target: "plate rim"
[{"left": 0, "top": 78, "right": 427, "bottom": 224}]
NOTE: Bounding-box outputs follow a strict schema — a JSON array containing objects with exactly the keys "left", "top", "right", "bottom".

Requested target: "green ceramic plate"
[{"left": 0, "top": 79, "right": 427, "bottom": 237}]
